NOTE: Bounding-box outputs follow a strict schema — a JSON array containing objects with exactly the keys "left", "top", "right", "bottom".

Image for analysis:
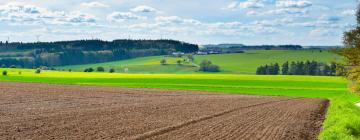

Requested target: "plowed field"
[{"left": 0, "top": 82, "right": 328, "bottom": 140}]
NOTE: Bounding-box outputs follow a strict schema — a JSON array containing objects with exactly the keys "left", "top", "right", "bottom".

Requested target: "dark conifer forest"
[{"left": 0, "top": 39, "right": 199, "bottom": 68}]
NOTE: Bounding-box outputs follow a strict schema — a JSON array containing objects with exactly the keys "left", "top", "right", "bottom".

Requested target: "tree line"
[
  {"left": 256, "top": 61, "right": 337, "bottom": 76},
  {"left": 0, "top": 39, "right": 199, "bottom": 68}
]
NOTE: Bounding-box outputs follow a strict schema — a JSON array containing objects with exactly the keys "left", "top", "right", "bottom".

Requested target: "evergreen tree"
[
  {"left": 330, "top": 62, "right": 337, "bottom": 76},
  {"left": 282, "top": 61, "right": 289, "bottom": 75},
  {"left": 274, "top": 63, "right": 280, "bottom": 75},
  {"left": 289, "top": 62, "right": 297, "bottom": 75}
]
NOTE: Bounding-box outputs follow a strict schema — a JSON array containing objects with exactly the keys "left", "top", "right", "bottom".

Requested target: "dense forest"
[
  {"left": 0, "top": 39, "right": 199, "bottom": 68},
  {"left": 203, "top": 44, "right": 303, "bottom": 50},
  {"left": 256, "top": 61, "right": 337, "bottom": 76}
]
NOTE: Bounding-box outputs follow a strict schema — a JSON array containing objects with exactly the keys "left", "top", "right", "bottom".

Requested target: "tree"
[
  {"left": 84, "top": 68, "right": 94, "bottom": 72},
  {"left": 330, "top": 62, "right": 337, "bottom": 76},
  {"left": 35, "top": 68, "right": 41, "bottom": 74},
  {"left": 2, "top": 70, "right": 7, "bottom": 76},
  {"left": 176, "top": 60, "right": 182, "bottom": 65},
  {"left": 97, "top": 67, "right": 105, "bottom": 72},
  {"left": 109, "top": 68, "right": 115, "bottom": 73},
  {"left": 289, "top": 62, "right": 297, "bottom": 75},
  {"left": 273, "top": 63, "right": 280, "bottom": 75},
  {"left": 337, "top": 4, "right": 360, "bottom": 92},
  {"left": 323, "top": 64, "right": 331, "bottom": 76},
  {"left": 187, "top": 55, "right": 194, "bottom": 62},
  {"left": 160, "top": 59, "right": 167, "bottom": 65},
  {"left": 304, "top": 61, "right": 311, "bottom": 75},
  {"left": 282, "top": 61, "right": 289, "bottom": 75},
  {"left": 199, "top": 60, "right": 220, "bottom": 72}
]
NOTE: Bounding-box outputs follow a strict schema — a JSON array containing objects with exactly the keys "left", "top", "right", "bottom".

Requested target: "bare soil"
[{"left": 0, "top": 82, "right": 328, "bottom": 140}]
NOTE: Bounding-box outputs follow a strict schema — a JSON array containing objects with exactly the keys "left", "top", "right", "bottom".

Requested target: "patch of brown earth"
[{"left": 0, "top": 82, "right": 328, "bottom": 140}]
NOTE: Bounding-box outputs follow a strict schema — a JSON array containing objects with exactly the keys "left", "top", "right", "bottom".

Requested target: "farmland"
[
  {"left": 0, "top": 82, "right": 328, "bottom": 139},
  {"left": 57, "top": 50, "right": 342, "bottom": 74},
  {"left": 0, "top": 68, "right": 359, "bottom": 139}
]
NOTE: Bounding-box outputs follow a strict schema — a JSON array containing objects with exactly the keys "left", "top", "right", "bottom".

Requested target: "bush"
[
  {"left": 2, "top": 71, "right": 7, "bottom": 76},
  {"left": 1, "top": 64, "right": 6, "bottom": 68},
  {"left": 84, "top": 68, "right": 94, "bottom": 72},
  {"left": 177, "top": 60, "right": 182, "bottom": 65},
  {"left": 199, "top": 60, "right": 220, "bottom": 72},
  {"left": 97, "top": 67, "right": 105, "bottom": 72},
  {"left": 160, "top": 59, "right": 167, "bottom": 65},
  {"left": 109, "top": 68, "right": 115, "bottom": 73},
  {"left": 9, "top": 65, "right": 16, "bottom": 68},
  {"left": 18, "top": 71, "right": 22, "bottom": 75},
  {"left": 35, "top": 68, "right": 41, "bottom": 74}
]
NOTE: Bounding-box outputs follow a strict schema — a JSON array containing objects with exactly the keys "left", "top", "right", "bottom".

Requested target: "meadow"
[
  {"left": 58, "top": 50, "right": 342, "bottom": 74},
  {"left": 0, "top": 68, "right": 359, "bottom": 139}
]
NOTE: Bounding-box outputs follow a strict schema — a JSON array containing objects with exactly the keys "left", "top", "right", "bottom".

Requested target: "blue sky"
[{"left": 0, "top": 0, "right": 357, "bottom": 45}]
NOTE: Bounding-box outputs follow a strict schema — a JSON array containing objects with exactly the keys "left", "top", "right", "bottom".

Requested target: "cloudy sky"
[{"left": 0, "top": 0, "right": 357, "bottom": 45}]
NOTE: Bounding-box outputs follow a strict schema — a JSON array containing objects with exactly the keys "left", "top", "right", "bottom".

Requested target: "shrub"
[
  {"left": 177, "top": 60, "right": 182, "bottom": 65},
  {"left": 84, "top": 68, "right": 94, "bottom": 72},
  {"left": 18, "top": 71, "right": 22, "bottom": 75},
  {"left": 9, "top": 65, "right": 16, "bottom": 68},
  {"left": 1, "top": 64, "right": 6, "bottom": 68},
  {"left": 109, "top": 68, "right": 115, "bottom": 73},
  {"left": 160, "top": 59, "right": 167, "bottom": 65},
  {"left": 2, "top": 71, "right": 7, "bottom": 76},
  {"left": 35, "top": 68, "right": 41, "bottom": 74},
  {"left": 97, "top": 67, "right": 105, "bottom": 72},
  {"left": 199, "top": 60, "right": 220, "bottom": 72}
]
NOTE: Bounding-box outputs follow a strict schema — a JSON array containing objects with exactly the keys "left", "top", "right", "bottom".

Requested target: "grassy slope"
[
  {"left": 57, "top": 50, "right": 342, "bottom": 74},
  {"left": 195, "top": 50, "right": 342, "bottom": 74},
  {"left": 0, "top": 68, "right": 359, "bottom": 139}
]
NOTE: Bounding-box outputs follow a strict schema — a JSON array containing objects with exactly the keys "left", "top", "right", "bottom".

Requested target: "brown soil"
[{"left": 0, "top": 82, "right": 328, "bottom": 140}]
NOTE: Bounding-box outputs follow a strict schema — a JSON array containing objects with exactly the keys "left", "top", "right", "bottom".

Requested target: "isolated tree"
[
  {"left": 177, "top": 60, "right": 182, "bottom": 65},
  {"left": 97, "top": 67, "right": 105, "bottom": 72},
  {"left": 1, "top": 64, "right": 6, "bottom": 68},
  {"left": 282, "top": 61, "right": 289, "bottom": 75},
  {"left": 187, "top": 55, "right": 194, "bottom": 62},
  {"left": 35, "top": 68, "right": 41, "bottom": 74},
  {"left": 199, "top": 60, "right": 220, "bottom": 72},
  {"left": 2, "top": 70, "right": 7, "bottom": 76},
  {"left": 160, "top": 59, "right": 167, "bottom": 65},
  {"left": 109, "top": 68, "right": 115, "bottom": 73}
]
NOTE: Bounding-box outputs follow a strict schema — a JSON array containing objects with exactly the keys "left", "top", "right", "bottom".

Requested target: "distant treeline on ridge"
[
  {"left": 0, "top": 39, "right": 199, "bottom": 68},
  {"left": 256, "top": 61, "right": 338, "bottom": 76}
]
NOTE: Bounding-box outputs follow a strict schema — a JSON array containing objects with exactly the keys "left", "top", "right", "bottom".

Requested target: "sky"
[{"left": 0, "top": 0, "right": 358, "bottom": 46}]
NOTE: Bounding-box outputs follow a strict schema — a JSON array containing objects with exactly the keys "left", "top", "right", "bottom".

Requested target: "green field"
[
  {"left": 0, "top": 68, "right": 359, "bottom": 139},
  {"left": 58, "top": 50, "right": 342, "bottom": 74}
]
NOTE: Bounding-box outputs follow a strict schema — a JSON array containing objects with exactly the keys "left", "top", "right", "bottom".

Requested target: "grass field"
[
  {"left": 58, "top": 50, "right": 342, "bottom": 74},
  {"left": 0, "top": 68, "right": 359, "bottom": 139}
]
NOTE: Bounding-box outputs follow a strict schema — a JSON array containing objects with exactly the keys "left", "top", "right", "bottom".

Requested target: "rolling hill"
[{"left": 58, "top": 50, "right": 342, "bottom": 74}]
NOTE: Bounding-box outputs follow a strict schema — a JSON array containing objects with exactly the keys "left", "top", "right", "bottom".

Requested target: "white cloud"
[
  {"left": 107, "top": 12, "right": 145, "bottom": 22},
  {"left": 130, "top": 5, "right": 158, "bottom": 13},
  {"left": 81, "top": 1, "right": 109, "bottom": 8},
  {"left": 276, "top": 0, "right": 312, "bottom": 8},
  {"left": 225, "top": 0, "right": 264, "bottom": 10},
  {"left": 155, "top": 16, "right": 201, "bottom": 25},
  {"left": 342, "top": 9, "right": 356, "bottom": 16},
  {"left": 0, "top": 2, "right": 96, "bottom": 25}
]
